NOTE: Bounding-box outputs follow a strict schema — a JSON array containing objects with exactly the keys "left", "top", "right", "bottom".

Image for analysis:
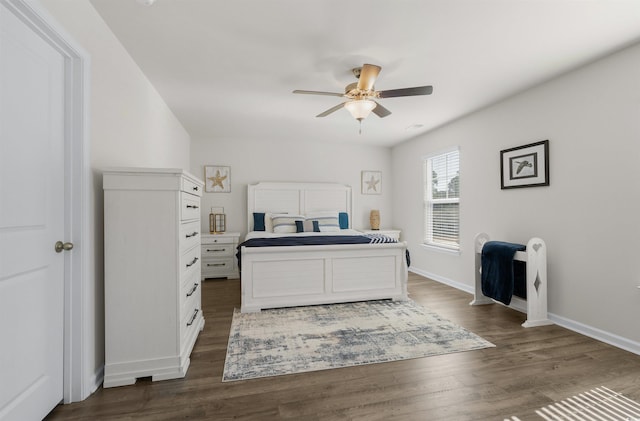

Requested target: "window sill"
[{"left": 420, "top": 243, "right": 461, "bottom": 256}]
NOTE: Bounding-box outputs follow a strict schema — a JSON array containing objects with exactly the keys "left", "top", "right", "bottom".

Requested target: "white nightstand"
[
  {"left": 361, "top": 229, "right": 401, "bottom": 241},
  {"left": 201, "top": 232, "right": 240, "bottom": 280}
]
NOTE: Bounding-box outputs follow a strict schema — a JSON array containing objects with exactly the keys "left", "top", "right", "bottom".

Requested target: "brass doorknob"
[{"left": 55, "top": 241, "right": 74, "bottom": 253}]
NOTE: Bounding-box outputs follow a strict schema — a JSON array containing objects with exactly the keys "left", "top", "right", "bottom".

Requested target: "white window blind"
[{"left": 424, "top": 148, "right": 460, "bottom": 250}]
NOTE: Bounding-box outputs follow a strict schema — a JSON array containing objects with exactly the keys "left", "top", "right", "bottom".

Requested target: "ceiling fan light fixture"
[{"left": 344, "top": 99, "right": 376, "bottom": 121}]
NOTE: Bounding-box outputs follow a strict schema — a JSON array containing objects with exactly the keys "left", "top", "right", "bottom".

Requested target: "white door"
[{"left": 0, "top": 2, "right": 67, "bottom": 420}]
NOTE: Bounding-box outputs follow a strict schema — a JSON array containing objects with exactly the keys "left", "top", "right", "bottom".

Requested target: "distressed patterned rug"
[{"left": 222, "top": 299, "right": 494, "bottom": 382}]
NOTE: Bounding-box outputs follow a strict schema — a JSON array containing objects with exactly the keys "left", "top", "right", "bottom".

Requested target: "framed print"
[
  {"left": 361, "top": 170, "right": 381, "bottom": 194},
  {"left": 205, "top": 165, "right": 231, "bottom": 193},
  {"left": 500, "top": 140, "right": 549, "bottom": 189}
]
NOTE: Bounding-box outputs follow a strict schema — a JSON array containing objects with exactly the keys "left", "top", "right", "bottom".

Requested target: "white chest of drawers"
[
  {"left": 103, "top": 168, "right": 205, "bottom": 388},
  {"left": 201, "top": 232, "right": 240, "bottom": 280}
]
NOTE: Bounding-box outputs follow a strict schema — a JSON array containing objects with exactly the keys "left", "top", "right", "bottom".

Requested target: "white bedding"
[{"left": 243, "top": 229, "right": 366, "bottom": 242}]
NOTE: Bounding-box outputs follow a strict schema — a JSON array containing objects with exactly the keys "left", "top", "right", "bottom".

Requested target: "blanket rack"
[{"left": 470, "top": 232, "right": 553, "bottom": 328}]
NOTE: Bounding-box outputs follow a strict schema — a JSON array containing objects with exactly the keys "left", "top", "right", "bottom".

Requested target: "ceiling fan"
[{"left": 293, "top": 63, "right": 433, "bottom": 132}]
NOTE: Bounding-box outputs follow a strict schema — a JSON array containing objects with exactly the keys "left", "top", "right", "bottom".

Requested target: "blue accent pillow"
[
  {"left": 253, "top": 212, "right": 265, "bottom": 231},
  {"left": 312, "top": 220, "right": 320, "bottom": 232},
  {"left": 338, "top": 212, "right": 349, "bottom": 229},
  {"left": 295, "top": 220, "right": 304, "bottom": 233}
]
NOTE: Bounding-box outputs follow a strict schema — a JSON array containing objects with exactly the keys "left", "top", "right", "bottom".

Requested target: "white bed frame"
[
  {"left": 240, "top": 182, "right": 408, "bottom": 313},
  {"left": 470, "top": 232, "right": 553, "bottom": 328}
]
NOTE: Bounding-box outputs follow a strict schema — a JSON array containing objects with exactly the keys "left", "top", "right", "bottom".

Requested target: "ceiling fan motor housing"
[{"left": 345, "top": 82, "right": 378, "bottom": 99}]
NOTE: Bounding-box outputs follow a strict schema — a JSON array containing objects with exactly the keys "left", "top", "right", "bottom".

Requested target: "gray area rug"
[{"left": 223, "top": 299, "right": 494, "bottom": 382}]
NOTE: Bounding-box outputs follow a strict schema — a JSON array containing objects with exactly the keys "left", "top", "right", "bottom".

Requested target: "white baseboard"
[
  {"left": 409, "top": 267, "right": 640, "bottom": 357},
  {"left": 549, "top": 313, "right": 640, "bottom": 356},
  {"left": 409, "top": 267, "right": 473, "bottom": 295},
  {"left": 89, "top": 366, "right": 104, "bottom": 396}
]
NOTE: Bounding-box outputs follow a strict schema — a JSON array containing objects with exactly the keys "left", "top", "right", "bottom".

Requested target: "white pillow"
[
  {"left": 264, "top": 212, "right": 274, "bottom": 232},
  {"left": 306, "top": 211, "right": 340, "bottom": 232},
  {"left": 271, "top": 214, "right": 305, "bottom": 233}
]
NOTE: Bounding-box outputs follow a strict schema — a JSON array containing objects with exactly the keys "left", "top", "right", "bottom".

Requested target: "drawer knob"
[
  {"left": 186, "top": 257, "right": 199, "bottom": 268},
  {"left": 206, "top": 248, "right": 226, "bottom": 252},
  {"left": 186, "top": 232, "right": 198, "bottom": 238},
  {"left": 186, "top": 205, "right": 199, "bottom": 209},
  {"left": 207, "top": 263, "right": 226, "bottom": 267},
  {"left": 193, "top": 186, "right": 199, "bottom": 191}
]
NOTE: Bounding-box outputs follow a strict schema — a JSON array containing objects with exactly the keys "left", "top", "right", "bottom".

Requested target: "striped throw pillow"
[{"left": 271, "top": 214, "right": 305, "bottom": 233}]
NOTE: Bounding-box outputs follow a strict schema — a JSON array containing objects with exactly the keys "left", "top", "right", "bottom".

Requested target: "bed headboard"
[{"left": 247, "top": 182, "right": 352, "bottom": 231}]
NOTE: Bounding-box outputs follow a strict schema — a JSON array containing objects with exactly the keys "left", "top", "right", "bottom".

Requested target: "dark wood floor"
[{"left": 47, "top": 273, "right": 640, "bottom": 420}]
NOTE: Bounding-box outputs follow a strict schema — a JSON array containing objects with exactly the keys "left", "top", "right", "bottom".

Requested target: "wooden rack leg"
[
  {"left": 470, "top": 232, "right": 493, "bottom": 306},
  {"left": 521, "top": 237, "right": 553, "bottom": 327}
]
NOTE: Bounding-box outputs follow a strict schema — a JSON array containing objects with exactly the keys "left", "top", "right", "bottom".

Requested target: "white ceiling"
[{"left": 90, "top": 0, "right": 640, "bottom": 147}]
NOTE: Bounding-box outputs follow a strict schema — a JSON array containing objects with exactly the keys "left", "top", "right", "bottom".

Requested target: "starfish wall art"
[
  {"left": 361, "top": 170, "right": 381, "bottom": 195},
  {"left": 205, "top": 165, "right": 231, "bottom": 192}
]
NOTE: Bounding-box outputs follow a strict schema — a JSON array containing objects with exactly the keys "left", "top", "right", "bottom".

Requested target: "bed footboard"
[{"left": 240, "top": 243, "right": 408, "bottom": 313}]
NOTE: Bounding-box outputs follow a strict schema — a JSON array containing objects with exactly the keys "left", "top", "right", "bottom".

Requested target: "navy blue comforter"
[{"left": 236, "top": 234, "right": 403, "bottom": 269}]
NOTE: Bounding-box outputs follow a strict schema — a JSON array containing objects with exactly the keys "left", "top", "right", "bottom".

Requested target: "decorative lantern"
[
  {"left": 369, "top": 209, "right": 380, "bottom": 230},
  {"left": 209, "top": 207, "right": 226, "bottom": 234}
]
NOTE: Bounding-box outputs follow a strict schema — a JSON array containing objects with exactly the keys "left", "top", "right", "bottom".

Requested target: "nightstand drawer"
[
  {"left": 201, "top": 243, "right": 234, "bottom": 258},
  {"left": 202, "top": 258, "right": 234, "bottom": 278},
  {"left": 200, "top": 232, "right": 240, "bottom": 280}
]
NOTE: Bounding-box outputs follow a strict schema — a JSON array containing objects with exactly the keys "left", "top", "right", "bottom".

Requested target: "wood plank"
[{"left": 46, "top": 273, "right": 640, "bottom": 420}]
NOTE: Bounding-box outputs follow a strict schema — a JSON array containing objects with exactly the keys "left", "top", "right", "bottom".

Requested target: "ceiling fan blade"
[
  {"left": 378, "top": 85, "right": 433, "bottom": 98},
  {"left": 372, "top": 101, "right": 392, "bottom": 118},
  {"left": 356, "top": 64, "right": 381, "bottom": 91},
  {"left": 293, "top": 89, "right": 344, "bottom": 97},
  {"left": 316, "top": 102, "right": 346, "bottom": 117}
]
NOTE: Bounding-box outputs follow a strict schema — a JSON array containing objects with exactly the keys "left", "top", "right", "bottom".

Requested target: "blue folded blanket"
[{"left": 481, "top": 241, "right": 526, "bottom": 305}]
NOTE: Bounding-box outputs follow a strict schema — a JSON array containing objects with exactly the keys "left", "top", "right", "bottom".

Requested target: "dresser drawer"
[
  {"left": 181, "top": 269, "right": 201, "bottom": 301},
  {"left": 180, "top": 221, "right": 200, "bottom": 254},
  {"left": 181, "top": 286, "right": 201, "bottom": 344},
  {"left": 180, "top": 245, "right": 200, "bottom": 279},
  {"left": 180, "top": 193, "right": 200, "bottom": 221},
  {"left": 181, "top": 178, "right": 202, "bottom": 197}
]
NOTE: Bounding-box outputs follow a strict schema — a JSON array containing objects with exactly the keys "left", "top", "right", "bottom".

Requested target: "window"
[{"left": 424, "top": 148, "right": 460, "bottom": 251}]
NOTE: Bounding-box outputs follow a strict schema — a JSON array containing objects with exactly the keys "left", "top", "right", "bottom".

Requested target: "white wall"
[
  {"left": 39, "top": 0, "right": 191, "bottom": 397},
  {"left": 190, "top": 138, "right": 393, "bottom": 236},
  {"left": 392, "top": 42, "right": 640, "bottom": 345}
]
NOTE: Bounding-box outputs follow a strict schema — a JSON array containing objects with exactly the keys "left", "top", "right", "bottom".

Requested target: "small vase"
[{"left": 370, "top": 210, "right": 380, "bottom": 230}]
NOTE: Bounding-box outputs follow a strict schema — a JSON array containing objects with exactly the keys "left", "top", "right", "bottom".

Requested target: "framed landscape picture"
[{"left": 500, "top": 140, "right": 549, "bottom": 189}]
